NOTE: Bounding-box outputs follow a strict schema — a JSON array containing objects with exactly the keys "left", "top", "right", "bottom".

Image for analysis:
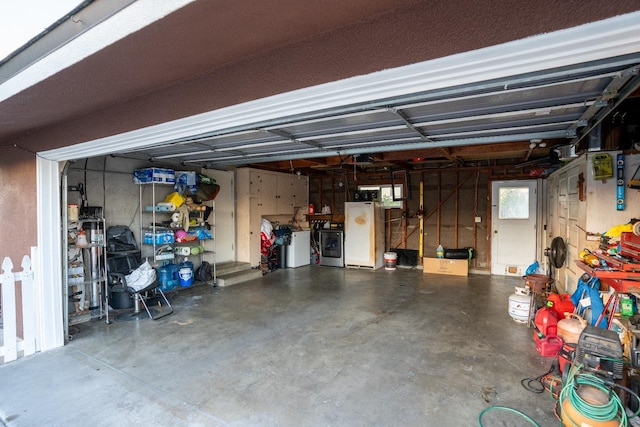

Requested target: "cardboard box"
[
  {"left": 423, "top": 257, "right": 469, "bottom": 276},
  {"left": 133, "top": 168, "right": 175, "bottom": 184}
]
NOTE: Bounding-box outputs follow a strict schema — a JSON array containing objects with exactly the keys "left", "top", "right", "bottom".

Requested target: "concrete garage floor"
[{"left": 0, "top": 266, "right": 558, "bottom": 426}]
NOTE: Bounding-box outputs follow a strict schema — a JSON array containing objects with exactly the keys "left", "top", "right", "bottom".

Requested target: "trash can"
[{"left": 278, "top": 244, "right": 287, "bottom": 269}]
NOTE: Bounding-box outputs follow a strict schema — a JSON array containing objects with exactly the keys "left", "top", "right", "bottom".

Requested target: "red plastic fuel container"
[
  {"left": 533, "top": 305, "right": 558, "bottom": 340},
  {"left": 535, "top": 335, "right": 563, "bottom": 357},
  {"left": 546, "top": 294, "right": 575, "bottom": 320}
]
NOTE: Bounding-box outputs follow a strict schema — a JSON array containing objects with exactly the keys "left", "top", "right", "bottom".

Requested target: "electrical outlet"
[{"left": 475, "top": 216, "right": 482, "bottom": 223}]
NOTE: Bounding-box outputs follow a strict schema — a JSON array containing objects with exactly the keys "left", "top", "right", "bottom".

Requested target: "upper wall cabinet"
[{"left": 241, "top": 168, "right": 308, "bottom": 216}]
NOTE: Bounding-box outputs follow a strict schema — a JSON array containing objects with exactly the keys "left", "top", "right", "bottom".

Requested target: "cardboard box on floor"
[{"left": 423, "top": 257, "right": 468, "bottom": 276}]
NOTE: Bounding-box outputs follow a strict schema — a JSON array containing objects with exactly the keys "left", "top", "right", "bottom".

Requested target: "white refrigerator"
[
  {"left": 286, "top": 230, "right": 311, "bottom": 268},
  {"left": 344, "top": 202, "right": 385, "bottom": 269}
]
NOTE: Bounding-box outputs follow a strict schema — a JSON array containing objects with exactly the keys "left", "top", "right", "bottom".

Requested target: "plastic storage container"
[
  {"left": 133, "top": 167, "right": 175, "bottom": 184},
  {"left": 158, "top": 262, "right": 179, "bottom": 291},
  {"left": 557, "top": 313, "right": 587, "bottom": 344},
  {"left": 535, "top": 335, "right": 563, "bottom": 357},
  {"left": 533, "top": 306, "right": 558, "bottom": 340},
  {"left": 546, "top": 293, "right": 575, "bottom": 319},
  {"left": 384, "top": 252, "right": 397, "bottom": 270}
]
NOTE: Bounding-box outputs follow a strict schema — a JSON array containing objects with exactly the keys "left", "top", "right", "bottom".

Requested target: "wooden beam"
[
  {"left": 439, "top": 147, "right": 463, "bottom": 165},
  {"left": 380, "top": 141, "right": 534, "bottom": 162}
]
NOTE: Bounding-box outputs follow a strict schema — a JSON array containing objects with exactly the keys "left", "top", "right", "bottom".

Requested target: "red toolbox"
[{"left": 621, "top": 232, "right": 640, "bottom": 261}]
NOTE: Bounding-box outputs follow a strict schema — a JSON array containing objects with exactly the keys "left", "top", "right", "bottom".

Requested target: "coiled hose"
[{"left": 559, "top": 365, "right": 626, "bottom": 426}]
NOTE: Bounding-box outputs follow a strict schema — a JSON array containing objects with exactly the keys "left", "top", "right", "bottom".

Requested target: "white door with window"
[{"left": 491, "top": 180, "right": 537, "bottom": 276}]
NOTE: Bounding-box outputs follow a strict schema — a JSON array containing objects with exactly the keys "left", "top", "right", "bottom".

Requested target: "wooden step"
[
  {"left": 216, "top": 268, "right": 263, "bottom": 287},
  {"left": 215, "top": 261, "right": 252, "bottom": 277}
]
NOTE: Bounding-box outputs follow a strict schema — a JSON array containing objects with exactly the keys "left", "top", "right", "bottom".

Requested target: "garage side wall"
[
  {"left": 546, "top": 152, "right": 640, "bottom": 294},
  {"left": 0, "top": 149, "right": 37, "bottom": 261}
]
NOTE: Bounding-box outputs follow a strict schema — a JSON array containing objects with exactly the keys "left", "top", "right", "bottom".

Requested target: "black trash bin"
[
  {"left": 274, "top": 228, "right": 291, "bottom": 269},
  {"left": 278, "top": 244, "right": 287, "bottom": 269}
]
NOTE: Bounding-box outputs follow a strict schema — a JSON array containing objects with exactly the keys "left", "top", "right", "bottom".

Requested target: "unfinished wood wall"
[{"left": 309, "top": 169, "right": 497, "bottom": 270}]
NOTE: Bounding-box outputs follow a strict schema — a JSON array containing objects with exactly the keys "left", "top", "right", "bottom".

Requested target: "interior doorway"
[{"left": 490, "top": 180, "right": 538, "bottom": 276}]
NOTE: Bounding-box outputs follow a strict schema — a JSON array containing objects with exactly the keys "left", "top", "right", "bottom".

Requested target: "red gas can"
[
  {"left": 546, "top": 294, "right": 575, "bottom": 319},
  {"left": 534, "top": 335, "right": 563, "bottom": 357},
  {"left": 533, "top": 306, "right": 558, "bottom": 341}
]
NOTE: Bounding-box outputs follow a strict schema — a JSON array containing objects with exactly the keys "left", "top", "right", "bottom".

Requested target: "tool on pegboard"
[
  {"left": 629, "top": 162, "right": 640, "bottom": 189},
  {"left": 617, "top": 153, "right": 625, "bottom": 210}
]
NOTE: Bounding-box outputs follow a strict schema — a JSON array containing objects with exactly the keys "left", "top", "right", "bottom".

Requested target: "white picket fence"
[{"left": 0, "top": 249, "right": 38, "bottom": 364}]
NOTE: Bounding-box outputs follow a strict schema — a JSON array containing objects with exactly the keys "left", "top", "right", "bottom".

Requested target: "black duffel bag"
[
  {"left": 444, "top": 247, "right": 474, "bottom": 259},
  {"left": 107, "top": 225, "right": 137, "bottom": 252}
]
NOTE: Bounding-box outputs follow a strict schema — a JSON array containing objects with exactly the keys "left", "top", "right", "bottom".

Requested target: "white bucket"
[
  {"left": 508, "top": 292, "right": 531, "bottom": 323},
  {"left": 384, "top": 252, "right": 397, "bottom": 270}
]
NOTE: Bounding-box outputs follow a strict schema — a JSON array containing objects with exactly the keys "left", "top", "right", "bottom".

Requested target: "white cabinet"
[
  {"left": 246, "top": 171, "right": 303, "bottom": 215},
  {"left": 256, "top": 172, "right": 278, "bottom": 214},
  {"left": 292, "top": 176, "right": 308, "bottom": 209},
  {"left": 236, "top": 168, "right": 308, "bottom": 266},
  {"left": 276, "top": 175, "right": 295, "bottom": 214},
  {"left": 237, "top": 170, "right": 263, "bottom": 267}
]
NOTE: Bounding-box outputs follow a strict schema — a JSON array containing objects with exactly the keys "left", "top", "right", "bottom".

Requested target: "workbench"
[
  {"left": 576, "top": 254, "right": 640, "bottom": 329},
  {"left": 575, "top": 253, "right": 640, "bottom": 294}
]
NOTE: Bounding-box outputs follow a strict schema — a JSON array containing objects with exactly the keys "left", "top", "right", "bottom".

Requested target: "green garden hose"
[
  {"left": 477, "top": 405, "right": 540, "bottom": 426},
  {"left": 559, "top": 364, "right": 626, "bottom": 426}
]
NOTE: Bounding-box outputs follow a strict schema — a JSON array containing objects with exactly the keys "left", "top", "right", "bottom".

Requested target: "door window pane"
[{"left": 499, "top": 187, "right": 529, "bottom": 219}]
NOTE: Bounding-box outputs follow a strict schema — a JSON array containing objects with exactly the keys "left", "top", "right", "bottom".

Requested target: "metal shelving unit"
[
  {"left": 65, "top": 216, "right": 108, "bottom": 332},
  {"left": 138, "top": 182, "right": 216, "bottom": 285}
]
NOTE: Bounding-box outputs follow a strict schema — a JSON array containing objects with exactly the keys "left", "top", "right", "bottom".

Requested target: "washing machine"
[{"left": 319, "top": 229, "right": 344, "bottom": 267}]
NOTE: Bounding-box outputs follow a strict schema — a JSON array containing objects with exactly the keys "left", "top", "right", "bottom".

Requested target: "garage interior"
[
  {"left": 2, "top": 1, "right": 640, "bottom": 426},
  {"left": 0, "top": 270, "right": 559, "bottom": 426}
]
